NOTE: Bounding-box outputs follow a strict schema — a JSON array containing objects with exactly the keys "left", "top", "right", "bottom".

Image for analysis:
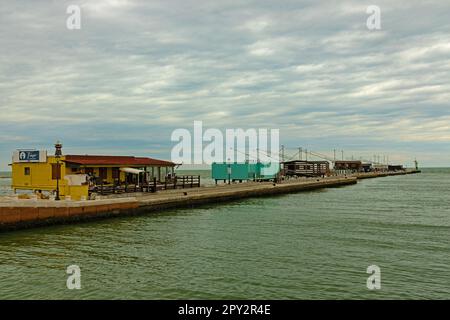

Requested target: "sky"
[{"left": 1, "top": 0, "right": 449, "bottom": 170}]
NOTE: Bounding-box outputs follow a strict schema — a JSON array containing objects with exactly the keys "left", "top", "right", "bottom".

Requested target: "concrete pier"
[{"left": 0, "top": 170, "right": 420, "bottom": 231}]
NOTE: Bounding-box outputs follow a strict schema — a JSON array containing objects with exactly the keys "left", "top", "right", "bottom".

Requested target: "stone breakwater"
[{"left": 0, "top": 170, "right": 420, "bottom": 232}]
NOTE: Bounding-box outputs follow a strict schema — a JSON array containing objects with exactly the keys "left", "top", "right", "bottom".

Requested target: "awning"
[{"left": 120, "top": 167, "right": 145, "bottom": 175}]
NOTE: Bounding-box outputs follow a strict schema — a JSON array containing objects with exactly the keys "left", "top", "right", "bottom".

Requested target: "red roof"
[{"left": 64, "top": 155, "right": 175, "bottom": 167}]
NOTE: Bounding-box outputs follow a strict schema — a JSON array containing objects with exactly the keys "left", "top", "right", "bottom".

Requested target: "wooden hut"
[
  {"left": 282, "top": 160, "right": 330, "bottom": 177},
  {"left": 334, "top": 161, "right": 362, "bottom": 172}
]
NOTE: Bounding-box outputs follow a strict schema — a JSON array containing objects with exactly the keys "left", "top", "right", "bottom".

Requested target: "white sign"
[{"left": 13, "top": 150, "right": 47, "bottom": 163}]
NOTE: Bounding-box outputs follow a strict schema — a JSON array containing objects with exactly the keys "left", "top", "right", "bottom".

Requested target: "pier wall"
[
  {"left": 134, "top": 176, "right": 357, "bottom": 215},
  {"left": 355, "top": 170, "right": 420, "bottom": 180},
  {"left": 0, "top": 170, "right": 420, "bottom": 231},
  {"left": 0, "top": 199, "right": 139, "bottom": 231}
]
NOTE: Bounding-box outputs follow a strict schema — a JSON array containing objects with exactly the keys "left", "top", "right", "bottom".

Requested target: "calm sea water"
[
  {"left": 0, "top": 169, "right": 449, "bottom": 299},
  {"left": 0, "top": 172, "right": 12, "bottom": 196}
]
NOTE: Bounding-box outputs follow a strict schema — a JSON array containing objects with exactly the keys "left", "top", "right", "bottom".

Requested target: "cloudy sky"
[{"left": 1, "top": 0, "right": 449, "bottom": 170}]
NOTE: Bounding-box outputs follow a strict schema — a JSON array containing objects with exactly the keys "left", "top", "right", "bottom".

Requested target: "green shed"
[{"left": 211, "top": 162, "right": 279, "bottom": 183}]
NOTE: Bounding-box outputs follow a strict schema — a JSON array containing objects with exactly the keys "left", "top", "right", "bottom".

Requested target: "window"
[
  {"left": 112, "top": 168, "right": 120, "bottom": 179},
  {"left": 99, "top": 167, "right": 108, "bottom": 180},
  {"left": 52, "top": 164, "right": 61, "bottom": 180},
  {"left": 24, "top": 167, "right": 30, "bottom": 176}
]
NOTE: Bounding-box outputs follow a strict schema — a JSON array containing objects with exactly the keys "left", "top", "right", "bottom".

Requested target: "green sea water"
[{"left": 0, "top": 169, "right": 449, "bottom": 299}]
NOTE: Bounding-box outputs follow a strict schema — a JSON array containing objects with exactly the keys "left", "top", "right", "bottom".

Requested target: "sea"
[{"left": 0, "top": 168, "right": 449, "bottom": 299}]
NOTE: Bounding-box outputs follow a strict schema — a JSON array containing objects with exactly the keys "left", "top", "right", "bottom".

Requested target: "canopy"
[{"left": 120, "top": 167, "right": 145, "bottom": 175}]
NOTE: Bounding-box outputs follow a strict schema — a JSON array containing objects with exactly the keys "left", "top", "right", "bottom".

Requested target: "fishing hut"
[
  {"left": 361, "top": 163, "right": 373, "bottom": 172},
  {"left": 282, "top": 160, "right": 330, "bottom": 177},
  {"left": 372, "top": 164, "right": 389, "bottom": 172},
  {"left": 333, "top": 160, "right": 363, "bottom": 175},
  {"left": 388, "top": 165, "right": 404, "bottom": 171}
]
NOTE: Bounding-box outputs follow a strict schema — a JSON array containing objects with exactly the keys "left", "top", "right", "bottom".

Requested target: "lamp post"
[{"left": 54, "top": 141, "right": 62, "bottom": 201}]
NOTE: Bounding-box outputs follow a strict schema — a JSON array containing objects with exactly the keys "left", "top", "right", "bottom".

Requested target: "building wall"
[
  {"left": 12, "top": 156, "right": 175, "bottom": 193},
  {"left": 12, "top": 155, "right": 68, "bottom": 194},
  {"left": 67, "top": 165, "right": 173, "bottom": 183},
  {"left": 70, "top": 166, "right": 127, "bottom": 183}
]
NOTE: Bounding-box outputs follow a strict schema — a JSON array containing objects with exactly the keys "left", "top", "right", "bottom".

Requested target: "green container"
[
  {"left": 211, "top": 162, "right": 279, "bottom": 181},
  {"left": 255, "top": 162, "right": 280, "bottom": 180},
  {"left": 212, "top": 162, "right": 256, "bottom": 181}
]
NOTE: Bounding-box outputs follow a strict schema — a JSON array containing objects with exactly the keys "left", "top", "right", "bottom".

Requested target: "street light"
[{"left": 55, "top": 141, "right": 62, "bottom": 201}]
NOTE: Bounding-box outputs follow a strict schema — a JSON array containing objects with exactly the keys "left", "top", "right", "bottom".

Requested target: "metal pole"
[
  {"left": 227, "top": 159, "right": 231, "bottom": 185},
  {"left": 55, "top": 158, "right": 60, "bottom": 201}
]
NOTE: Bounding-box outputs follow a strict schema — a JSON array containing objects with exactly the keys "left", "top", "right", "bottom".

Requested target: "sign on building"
[{"left": 13, "top": 150, "right": 47, "bottom": 163}]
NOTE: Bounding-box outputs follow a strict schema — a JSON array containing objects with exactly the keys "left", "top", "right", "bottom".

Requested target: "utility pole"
[
  {"left": 227, "top": 159, "right": 231, "bottom": 185},
  {"left": 299, "top": 147, "right": 302, "bottom": 161},
  {"left": 281, "top": 145, "right": 285, "bottom": 163},
  {"left": 341, "top": 150, "right": 344, "bottom": 161},
  {"left": 305, "top": 149, "right": 308, "bottom": 162},
  {"left": 333, "top": 149, "right": 336, "bottom": 162}
]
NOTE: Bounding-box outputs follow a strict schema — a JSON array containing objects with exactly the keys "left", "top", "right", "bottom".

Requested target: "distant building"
[
  {"left": 361, "top": 163, "right": 373, "bottom": 172},
  {"left": 372, "top": 164, "right": 389, "bottom": 172},
  {"left": 10, "top": 148, "right": 175, "bottom": 200},
  {"left": 334, "top": 161, "right": 362, "bottom": 173},
  {"left": 282, "top": 160, "right": 330, "bottom": 177},
  {"left": 388, "top": 165, "right": 404, "bottom": 171}
]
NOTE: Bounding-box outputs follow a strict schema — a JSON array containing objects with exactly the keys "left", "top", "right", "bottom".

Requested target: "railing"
[
  {"left": 90, "top": 175, "right": 201, "bottom": 195},
  {"left": 176, "top": 175, "right": 201, "bottom": 189}
]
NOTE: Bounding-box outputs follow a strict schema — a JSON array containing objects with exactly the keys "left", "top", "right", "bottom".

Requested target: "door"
[{"left": 23, "top": 166, "right": 32, "bottom": 187}]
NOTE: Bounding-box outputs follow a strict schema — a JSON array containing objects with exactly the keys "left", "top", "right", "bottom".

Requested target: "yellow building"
[{"left": 10, "top": 149, "right": 176, "bottom": 200}]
